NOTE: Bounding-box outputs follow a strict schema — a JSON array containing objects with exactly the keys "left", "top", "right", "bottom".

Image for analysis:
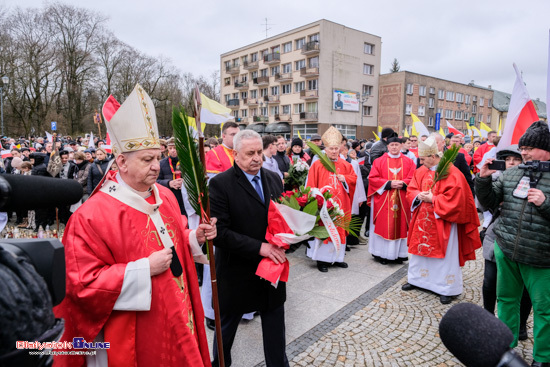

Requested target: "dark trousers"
[
  {"left": 212, "top": 304, "right": 289, "bottom": 367},
  {"left": 483, "top": 259, "right": 532, "bottom": 328},
  {"left": 346, "top": 204, "right": 368, "bottom": 245}
]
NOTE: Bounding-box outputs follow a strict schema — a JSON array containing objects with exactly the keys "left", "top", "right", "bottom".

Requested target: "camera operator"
[{"left": 476, "top": 120, "right": 550, "bottom": 367}]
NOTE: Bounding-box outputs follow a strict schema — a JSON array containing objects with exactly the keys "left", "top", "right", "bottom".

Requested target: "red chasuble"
[
  {"left": 205, "top": 144, "right": 234, "bottom": 175},
  {"left": 367, "top": 153, "right": 416, "bottom": 240},
  {"left": 306, "top": 158, "right": 356, "bottom": 241},
  {"left": 473, "top": 143, "right": 494, "bottom": 172},
  {"left": 448, "top": 146, "right": 472, "bottom": 166},
  {"left": 405, "top": 165, "right": 481, "bottom": 266},
  {"left": 409, "top": 147, "right": 419, "bottom": 158},
  {"left": 54, "top": 171, "right": 210, "bottom": 367}
]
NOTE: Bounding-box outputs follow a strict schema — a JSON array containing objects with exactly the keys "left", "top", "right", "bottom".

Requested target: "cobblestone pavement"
[{"left": 285, "top": 248, "right": 535, "bottom": 367}]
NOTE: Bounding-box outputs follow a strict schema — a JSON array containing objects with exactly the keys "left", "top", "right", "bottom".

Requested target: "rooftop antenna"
[{"left": 262, "top": 18, "right": 274, "bottom": 38}]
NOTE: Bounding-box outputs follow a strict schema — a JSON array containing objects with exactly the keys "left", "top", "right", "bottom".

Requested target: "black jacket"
[
  {"left": 273, "top": 150, "right": 290, "bottom": 173},
  {"left": 209, "top": 163, "right": 284, "bottom": 313},
  {"left": 30, "top": 153, "right": 49, "bottom": 177},
  {"left": 157, "top": 156, "right": 186, "bottom": 215},
  {"left": 87, "top": 158, "right": 110, "bottom": 194}
]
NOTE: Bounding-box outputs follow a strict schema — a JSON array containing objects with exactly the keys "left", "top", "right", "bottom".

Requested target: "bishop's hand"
[{"left": 148, "top": 248, "right": 173, "bottom": 276}]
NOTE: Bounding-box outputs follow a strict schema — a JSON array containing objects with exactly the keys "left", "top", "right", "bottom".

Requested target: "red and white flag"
[
  {"left": 497, "top": 63, "right": 539, "bottom": 151},
  {"left": 1, "top": 150, "right": 12, "bottom": 159},
  {"left": 445, "top": 121, "right": 462, "bottom": 136}
]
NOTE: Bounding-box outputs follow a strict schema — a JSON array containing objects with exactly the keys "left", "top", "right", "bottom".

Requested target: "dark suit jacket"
[
  {"left": 209, "top": 163, "right": 284, "bottom": 314},
  {"left": 157, "top": 156, "right": 186, "bottom": 215}
]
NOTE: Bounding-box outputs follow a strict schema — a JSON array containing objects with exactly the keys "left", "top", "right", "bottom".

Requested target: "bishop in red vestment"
[
  {"left": 367, "top": 137, "right": 416, "bottom": 263},
  {"left": 402, "top": 136, "right": 481, "bottom": 304}
]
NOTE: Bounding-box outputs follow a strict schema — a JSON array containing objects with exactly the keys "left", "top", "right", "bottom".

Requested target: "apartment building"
[
  {"left": 379, "top": 71, "right": 494, "bottom": 136},
  {"left": 220, "top": 19, "right": 381, "bottom": 139}
]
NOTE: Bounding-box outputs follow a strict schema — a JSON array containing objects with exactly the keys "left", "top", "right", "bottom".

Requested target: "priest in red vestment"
[
  {"left": 205, "top": 122, "right": 239, "bottom": 178},
  {"left": 402, "top": 137, "right": 481, "bottom": 304},
  {"left": 473, "top": 130, "right": 497, "bottom": 172},
  {"left": 306, "top": 126, "right": 356, "bottom": 272},
  {"left": 367, "top": 137, "right": 416, "bottom": 264},
  {"left": 54, "top": 84, "right": 216, "bottom": 367}
]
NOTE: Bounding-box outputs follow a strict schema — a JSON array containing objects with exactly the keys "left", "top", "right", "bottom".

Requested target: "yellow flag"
[
  {"left": 378, "top": 125, "right": 383, "bottom": 133},
  {"left": 438, "top": 128, "right": 446, "bottom": 138},
  {"left": 297, "top": 130, "right": 302, "bottom": 139},
  {"left": 471, "top": 126, "right": 482, "bottom": 138},
  {"left": 215, "top": 135, "right": 219, "bottom": 139},
  {"left": 403, "top": 129, "right": 409, "bottom": 138},
  {"left": 479, "top": 122, "right": 492, "bottom": 133},
  {"left": 498, "top": 119, "right": 502, "bottom": 135},
  {"left": 187, "top": 116, "right": 206, "bottom": 133},
  {"left": 373, "top": 131, "right": 380, "bottom": 141}
]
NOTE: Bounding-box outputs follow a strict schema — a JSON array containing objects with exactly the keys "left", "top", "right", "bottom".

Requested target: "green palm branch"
[
  {"left": 306, "top": 141, "right": 336, "bottom": 173},
  {"left": 429, "top": 144, "right": 460, "bottom": 190},
  {"left": 171, "top": 106, "right": 208, "bottom": 218}
]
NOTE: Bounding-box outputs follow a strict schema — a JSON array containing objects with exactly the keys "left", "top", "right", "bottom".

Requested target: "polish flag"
[
  {"left": 445, "top": 121, "right": 462, "bottom": 136},
  {"left": 103, "top": 132, "right": 112, "bottom": 154},
  {"left": 1, "top": 150, "right": 12, "bottom": 159},
  {"left": 497, "top": 63, "right": 539, "bottom": 151}
]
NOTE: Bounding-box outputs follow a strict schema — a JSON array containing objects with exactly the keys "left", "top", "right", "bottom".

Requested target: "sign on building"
[{"left": 333, "top": 89, "right": 360, "bottom": 112}]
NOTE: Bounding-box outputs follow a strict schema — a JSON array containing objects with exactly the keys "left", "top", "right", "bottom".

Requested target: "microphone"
[
  {"left": 0, "top": 174, "right": 83, "bottom": 212},
  {"left": 439, "top": 303, "right": 529, "bottom": 367}
]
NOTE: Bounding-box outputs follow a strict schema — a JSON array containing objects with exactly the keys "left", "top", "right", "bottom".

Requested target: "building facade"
[
  {"left": 378, "top": 72, "right": 494, "bottom": 137},
  {"left": 220, "top": 20, "right": 381, "bottom": 139}
]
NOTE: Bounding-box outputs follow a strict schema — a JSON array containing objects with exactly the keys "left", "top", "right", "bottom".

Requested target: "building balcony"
[
  {"left": 234, "top": 81, "right": 249, "bottom": 90},
  {"left": 300, "top": 67, "right": 319, "bottom": 78},
  {"left": 301, "top": 41, "right": 320, "bottom": 55},
  {"left": 253, "top": 115, "right": 269, "bottom": 122},
  {"left": 300, "top": 90, "right": 318, "bottom": 100},
  {"left": 274, "top": 72, "right": 293, "bottom": 83},
  {"left": 225, "top": 65, "right": 240, "bottom": 75},
  {"left": 247, "top": 98, "right": 259, "bottom": 106},
  {"left": 275, "top": 113, "right": 292, "bottom": 121},
  {"left": 243, "top": 60, "right": 259, "bottom": 70},
  {"left": 253, "top": 76, "right": 270, "bottom": 86},
  {"left": 264, "top": 95, "right": 280, "bottom": 104},
  {"left": 240, "top": 117, "right": 249, "bottom": 124},
  {"left": 299, "top": 112, "right": 318, "bottom": 121},
  {"left": 263, "top": 53, "right": 281, "bottom": 65},
  {"left": 226, "top": 99, "right": 240, "bottom": 108}
]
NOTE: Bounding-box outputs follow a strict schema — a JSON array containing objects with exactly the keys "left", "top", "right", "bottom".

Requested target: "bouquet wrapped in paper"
[
  {"left": 256, "top": 186, "right": 359, "bottom": 286},
  {"left": 284, "top": 158, "right": 309, "bottom": 189}
]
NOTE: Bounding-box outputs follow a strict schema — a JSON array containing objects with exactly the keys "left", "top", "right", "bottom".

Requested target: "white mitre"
[
  {"left": 418, "top": 136, "right": 439, "bottom": 157},
  {"left": 104, "top": 84, "right": 160, "bottom": 156}
]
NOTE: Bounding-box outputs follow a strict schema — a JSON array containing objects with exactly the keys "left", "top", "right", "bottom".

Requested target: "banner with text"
[{"left": 333, "top": 90, "right": 359, "bottom": 112}]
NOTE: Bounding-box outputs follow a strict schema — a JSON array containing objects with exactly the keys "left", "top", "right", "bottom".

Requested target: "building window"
[
  {"left": 251, "top": 53, "right": 258, "bottom": 62},
  {"left": 445, "top": 109, "right": 453, "bottom": 119},
  {"left": 472, "top": 104, "right": 477, "bottom": 113},
  {"left": 334, "top": 124, "right": 357, "bottom": 139},
  {"left": 406, "top": 84, "right": 413, "bottom": 95},
  {"left": 283, "top": 42, "right": 292, "bottom": 53},
  {"left": 261, "top": 49, "right": 268, "bottom": 58},
  {"left": 282, "top": 105, "right": 291, "bottom": 115},
  {"left": 260, "top": 107, "right": 268, "bottom": 116},
  {"left": 295, "top": 38, "right": 305, "bottom": 50},
  {"left": 308, "top": 56, "right": 319, "bottom": 68},
  {"left": 282, "top": 84, "right": 291, "bottom": 94},
  {"left": 260, "top": 88, "right": 268, "bottom": 97},
  {"left": 232, "top": 110, "right": 239, "bottom": 118},
  {"left": 437, "top": 108, "right": 443, "bottom": 115},
  {"left": 456, "top": 93, "right": 464, "bottom": 103},
  {"left": 293, "top": 124, "right": 318, "bottom": 138},
  {"left": 419, "top": 86, "right": 426, "bottom": 96},
  {"left": 282, "top": 63, "right": 291, "bottom": 73},
  {"left": 271, "top": 66, "right": 279, "bottom": 76},
  {"left": 446, "top": 91, "right": 455, "bottom": 102},
  {"left": 429, "top": 87, "right": 435, "bottom": 94},
  {"left": 251, "top": 71, "right": 258, "bottom": 79},
  {"left": 241, "top": 55, "right": 248, "bottom": 64},
  {"left": 464, "top": 112, "right": 469, "bottom": 121},
  {"left": 272, "top": 45, "right": 280, "bottom": 54},
  {"left": 309, "top": 33, "right": 320, "bottom": 42},
  {"left": 224, "top": 77, "right": 230, "bottom": 86},
  {"left": 294, "top": 81, "right": 305, "bottom": 93},
  {"left": 363, "top": 106, "right": 372, "bottom": 116},
  {"left": 306, "top": 102, "right": 318, "bottom": 113},
  {"left": 363, "top": 64, "right": 374, "bottom": 75},
  {"left": 487, "top": 115, "right": 492, "bottom": 124},
  {"left": 224, "top": 94, "right": 230, "bottom": 102},
  {"left": 429, "top": 98, "right": 434, "bottom": 108},
  {"left": 455, "top": 110, "right": 463, "bottom": 120},
  {"left": 271, "top": 86, "right": 279, "bottom": 95},
  {"left": 473, "top": 95, "right": 477, "bottom": 102},
  {"left": 294, "top": 103, "right": 305, "bottom": 114},
  {"left": 260, "top": 68, "right": 268, "bottom": 77},
  {"left": 295, "top": 59, "right": 306, "bottom": 71},
  {"left": 478, "top": 114, "right": 483, "bottom": 123},
  {"left": 232, "top": 93, "right": 239, "bottom": 99},
  {"left": 250, "top": 90, "right": 257, "bottom": 98},
  {"left": 363, "top": 85, "right": 373, "bottom": 96},
  {"left": 488, "top": 99, "right": 492, "bottom": 108},
  {"left": 479, "top": 97, "right": 484, "bottom": 107},
  {"left": 405, "top": 104, "right": 412, "bottom": 115},
  {"left": 241, "top": 91, "right": 248, "bottom": 99},
  {"left": 428, "top": 117, "right": 434, "bottom": 127},
  {"left": 438, "top": 90, "right": 445, "bottom": 100},
  {"left": 308, "top": 79, "right": 318, "bottom": 90},
  {"left": 270, "top": 106, "right": 279, "bottom": 115},
  {"left": 241, "top": 109, "right": 248, "bottom": 117},
  {"left": 232, "top": 58, "right": 239, "bottom": 67},
  {"left": 364, "top": 43, "right": 375, "bottom": 55},
  {"left": 418, "top": 105, "right": 426, "bottom": 116},
  {"left": 465, "top": 95, "right": 471, "bottom": 104}
]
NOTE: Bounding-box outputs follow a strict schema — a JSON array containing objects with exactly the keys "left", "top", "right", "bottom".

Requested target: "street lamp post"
[
  {"left": 1, "top": 75, "right": 9, "bottom": 137},
  {"left": 358, "top": 93, "right": 369, "bottom": 139}
]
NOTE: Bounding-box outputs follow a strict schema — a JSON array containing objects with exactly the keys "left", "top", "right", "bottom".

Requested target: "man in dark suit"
[
  {"left": 209, "top": 129, "right": 288, "bottom": 367},
  {"left": 156, "top": 138, "right": 187, "bottom": 216}
]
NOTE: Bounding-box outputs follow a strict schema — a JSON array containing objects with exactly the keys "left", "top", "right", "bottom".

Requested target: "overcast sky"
[{"left": 2, "top": 0, "right": 549, "bottom": 101}]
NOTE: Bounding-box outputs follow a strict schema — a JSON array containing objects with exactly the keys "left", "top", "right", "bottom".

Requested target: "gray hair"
[
  {"left": 233, "top": 130, "right": 262, "bottom": 152},
  {"left": 429, "top": 132, "right": 444, "bottom": 142}
]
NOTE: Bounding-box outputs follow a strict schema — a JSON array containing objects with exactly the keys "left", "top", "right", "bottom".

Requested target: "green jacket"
[{"left": 475, "top": 166, "right": 550, "bottom": 268}]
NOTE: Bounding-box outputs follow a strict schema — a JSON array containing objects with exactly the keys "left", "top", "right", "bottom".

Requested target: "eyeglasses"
[
  {"left": 518, "top": 147, "right": 534, "bottom": 152},
  {"left": 410, "top": 139, "right": 418, "bottom": 142}
]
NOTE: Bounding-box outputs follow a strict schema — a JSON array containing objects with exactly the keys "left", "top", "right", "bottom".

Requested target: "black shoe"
[
  {"left": 333, "top": 262, "right": 348, "bottom": 268},
  {"left": 531, "top": 362, "right": 550, "bottom": 367},
  {"left": 345, "top": 245, "right": 351, "bottom": 252},
  {"left": 440, "top": 295, "right": 453, "bottom": 304},
  {"left": 317, "top": 261, "right": 329, "bottom": 272},
  {"left": 398, "top": 257, "right": 408, "bottom": 262},
  {"left": 519, "top": 327, "right": 528, "bottom": 341},
  {"left": 206, "top": 317, "right": 215, "bottom": 331},
  {"left": 393, "top": 258, "right": 403, "bottom": 264},
  {"left": 379, "top": 259, "right": 388, "bottom": 265},
  {"left": 402, "top": 283, "right": 416, "bottom": 291}
]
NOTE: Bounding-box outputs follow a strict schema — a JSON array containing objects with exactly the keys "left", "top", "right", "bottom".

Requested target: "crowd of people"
[{"left": 2, "top": 83, "right": 549, "bottom": 367}]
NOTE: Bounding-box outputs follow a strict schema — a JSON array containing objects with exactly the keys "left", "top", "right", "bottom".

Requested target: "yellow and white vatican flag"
[
  {"left": 200, "top": 93, "right": 234, "bottom": 125},
  {"left": 479, "top": 122, "right": 492, "bottom": 139},
  {"left": 403, "top": 129, "right": 409, "bottom": 138},
  {"left": 411, "top": 113, "right": 430, "bottom": 137},
  {"left": 498, "top": 118, "right": 503, "bottom": 135}
]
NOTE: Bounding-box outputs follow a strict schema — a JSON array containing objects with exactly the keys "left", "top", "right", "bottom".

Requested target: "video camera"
[{"left": 518, "top": 160, "right": 550, "bottom": 188}]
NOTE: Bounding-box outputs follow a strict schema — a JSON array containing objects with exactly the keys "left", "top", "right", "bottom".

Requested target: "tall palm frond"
[{"left": 306, "top": 141, "right": 336, "bottom": 173}]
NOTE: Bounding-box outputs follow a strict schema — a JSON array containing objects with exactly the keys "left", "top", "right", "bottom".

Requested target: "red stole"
[
  {"left": 54, "top": 173, "right": 210, "bottom": 367},
  {"left": 306, "top": 158, "right": 356, "bottom": 241},
  {"left": 406, "top": 165, "right": 481, "bottom": 266},
  {"left": 368, "top": 153, "right": 415, "bottom": 240},
  {"left": 409, "top": 147, "right": 419, "bottom": 158},
  {"left": 206, "top": 144, "right": 234, "bottom": 174}
]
